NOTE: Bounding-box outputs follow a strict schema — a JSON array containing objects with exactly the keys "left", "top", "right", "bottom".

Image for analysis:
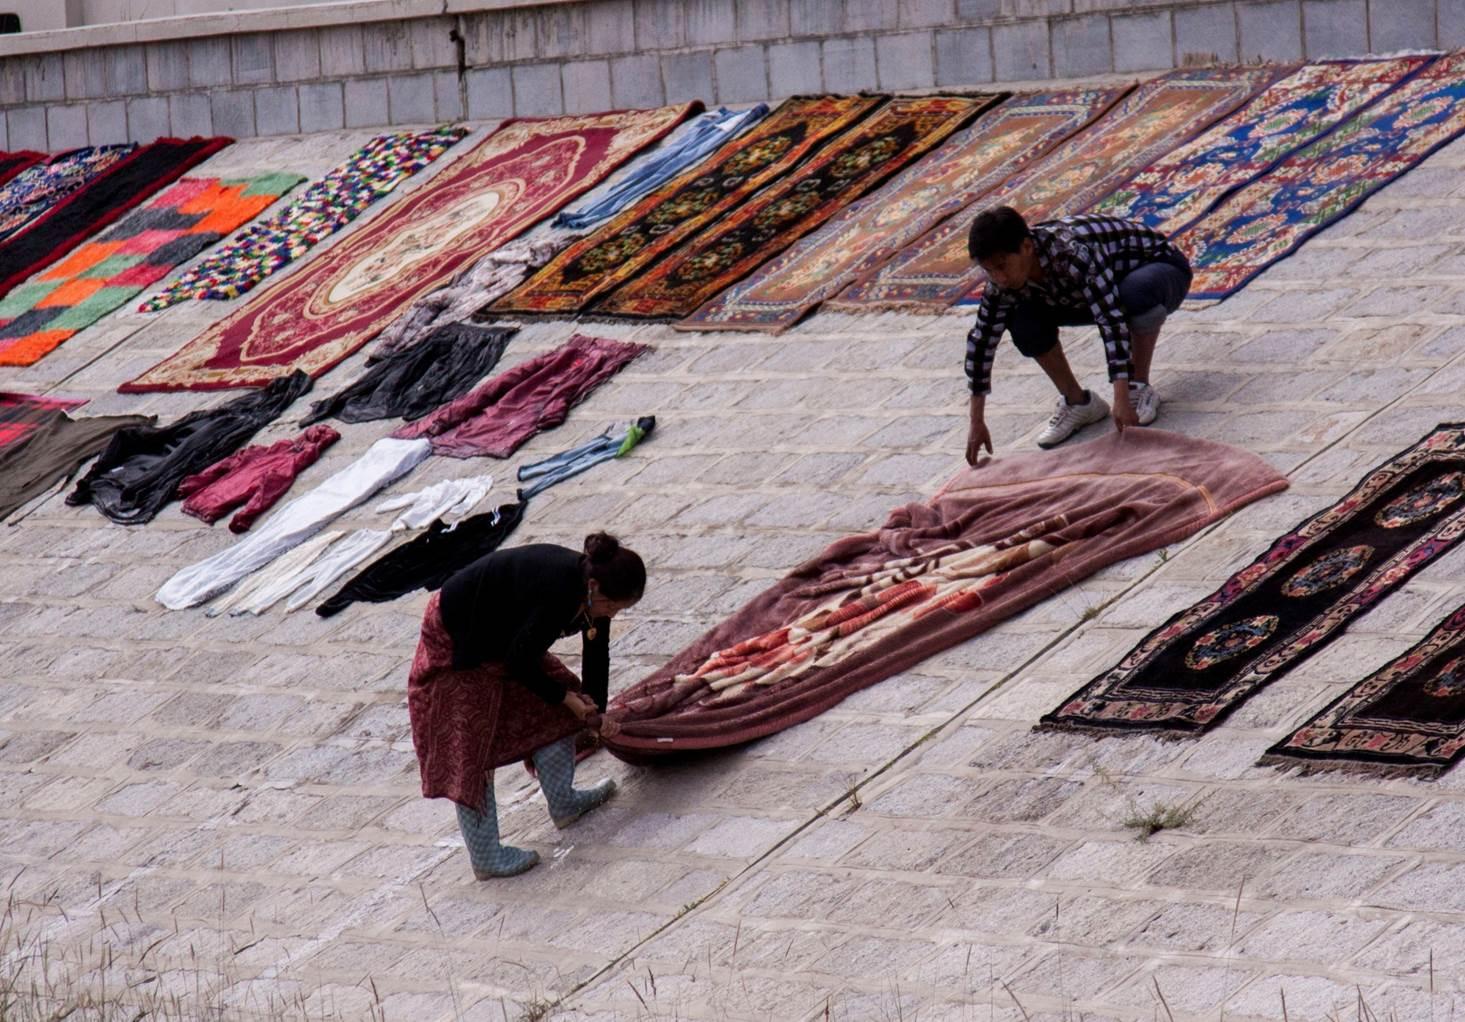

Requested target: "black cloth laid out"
[
  {"left": 0, "top": 412, "right": 155, "bottom": 521},
  {"left": 316, "top": 496, "right": 532, "bottom": 611},
  {"left": 431, "top": 539, "right": 610, "bottom": 708},
  {"left": 300, "top": 323, "right": 516, "bottom": 426},
  {"left": 67, "top": 370, "right": 311, "bottom": 525}
]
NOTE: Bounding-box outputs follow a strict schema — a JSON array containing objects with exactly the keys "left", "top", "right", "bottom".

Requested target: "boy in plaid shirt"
[{"left": 964, "top": 206, "right": 1192, "bottom": 460}]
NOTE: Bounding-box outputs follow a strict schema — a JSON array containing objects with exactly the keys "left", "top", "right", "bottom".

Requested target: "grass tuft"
[{"left": 1121, "top": 799, "right": 1197, "bottom": 841}]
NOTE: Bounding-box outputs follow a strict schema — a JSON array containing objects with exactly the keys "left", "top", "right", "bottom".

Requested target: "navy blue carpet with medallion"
[
  {"left": 1265, "top": 601, "right": 1465, "bottom": 775},
  {"left": 1042, "top": 423, "right": 1465, "bottom": 735}
]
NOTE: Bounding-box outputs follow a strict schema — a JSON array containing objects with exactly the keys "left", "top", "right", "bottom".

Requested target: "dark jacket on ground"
[{"left": 314, "top": 501, "right": 524, "bottom": 619}]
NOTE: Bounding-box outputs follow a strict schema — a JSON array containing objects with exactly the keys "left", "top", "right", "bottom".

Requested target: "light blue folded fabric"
[{"left": 553, "top": 105, "right": 770, "bottom": 231}]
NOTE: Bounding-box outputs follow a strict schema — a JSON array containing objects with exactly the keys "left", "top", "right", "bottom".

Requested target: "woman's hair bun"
[{"left": 584, "top": 531, "right": 621, "bottom": 563}]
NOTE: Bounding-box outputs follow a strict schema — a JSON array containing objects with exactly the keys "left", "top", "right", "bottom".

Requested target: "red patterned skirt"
[{"left": 407, "top": 591, "right": 583, "bottom": 811}]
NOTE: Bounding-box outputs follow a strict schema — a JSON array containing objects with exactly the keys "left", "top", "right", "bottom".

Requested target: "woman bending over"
[{"left": 407, "top": 531, "right": 644, "bottom": 878}]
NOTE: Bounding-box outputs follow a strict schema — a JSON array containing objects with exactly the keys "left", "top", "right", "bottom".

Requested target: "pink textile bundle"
[{"left": 605, "top": 429, "right": 1288, "bottom": 760}]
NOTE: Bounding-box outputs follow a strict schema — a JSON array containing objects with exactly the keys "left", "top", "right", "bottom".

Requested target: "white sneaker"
[
  {"left": 1129, "top": 381, "right": 1160, "bottom": 426},
  {"left": 1037, "top": 391, "right": 1110, "bottom": 449}
]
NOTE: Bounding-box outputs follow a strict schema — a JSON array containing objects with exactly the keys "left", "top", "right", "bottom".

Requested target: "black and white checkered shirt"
[{"left": 965, "top": 214, "right": 1188, "bottom": 396}]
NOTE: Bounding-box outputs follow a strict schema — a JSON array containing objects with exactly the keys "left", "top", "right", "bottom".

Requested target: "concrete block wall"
[{"left": 0, "top": 0, "right": 1457, "bottom": 150}]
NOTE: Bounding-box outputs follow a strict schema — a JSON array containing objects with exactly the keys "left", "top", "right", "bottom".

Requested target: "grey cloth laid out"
[
  {"left": 155, "top": 435, "right": 431, "bottom": 610},
  {"left": 67, "top": 370, "right": 311, "bottom": 525},
  {"left": 369, "top": 231, "right": 567, "bottom": 362},
  {"left": 0, "top": 411, "right": 155, "bottom": 522},
  {"left": 301, "top": 323, "right": 515, "bottom": 425}
]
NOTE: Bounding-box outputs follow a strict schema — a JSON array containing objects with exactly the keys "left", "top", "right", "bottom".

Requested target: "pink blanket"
[{"left": 605, "top": 429, "right": 1287, "bottom": 759}]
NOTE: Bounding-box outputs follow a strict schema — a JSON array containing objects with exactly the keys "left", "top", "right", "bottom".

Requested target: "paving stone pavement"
[{"left": 2, "top": 110, "right": 1465, "bottom": 1022}]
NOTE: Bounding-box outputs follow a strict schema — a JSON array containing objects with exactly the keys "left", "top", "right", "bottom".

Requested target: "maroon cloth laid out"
[
  {"left": 0, "top": 136, "right": 232, "bottom": 300},
  {"left": 393, "top": 334, "right": 648, "bottom": 458},
  {"left": 603, "top": 429, "right": 1289, "bottom": 761},
  {"left": 0, "top": 151, "right": 45, "bottom": 187},
  {"left": 408, "top": 590, "right": 587, "bottom": 810},
  {"left": 177, "top": 423, "right": 340, "bottom": 533}
]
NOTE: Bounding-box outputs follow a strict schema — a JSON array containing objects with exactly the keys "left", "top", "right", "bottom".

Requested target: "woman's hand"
[{"left": 562, "top": 691, "right": 597, "bottom": 721}]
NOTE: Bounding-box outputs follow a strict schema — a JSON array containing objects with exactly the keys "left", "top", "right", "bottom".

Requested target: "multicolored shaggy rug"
[
  {"left": 491, "top": 95, "right": 882, "bottom": 315},
  {"left": 0, "top": 151, "right": 45, "bottom": 189},
  {"left": 0, "top": 137, "right": 231, "bottom": 302},
  {"left": 595, "top": 94, "right": 999, "bottom": 319},
  {"left": 139, "top": 127, "right": 467, "bottom": 311},
  {"left": 680, "top": 87, "right": 1125, "bottom": 333},
  {"left": 0, "top": 145, "right": 137, "bottom": 243},
  {"left": 1265, "top": 601, "right": 1465, "bottom": 776},
  {"left": 602, "top": 429, "right": 1286, "bottom": 760},
  {"left": 0, "top": 174, "right": 302, "bottom": 367},
  {"left": 828, "top": 66, "right": 1286, "bottom": 313},
  {"left": 1044, "top": 423, "right": 1465, "bottom": 735},
  {"left": 119, "top": 108, "right": 695, "bottom": 392},
  {"left": 1184, "top": 52, "right": 1465, "bottom": 299},
  {"left": 1094, "top": 57, "right": 1428, "bottom": 235}
]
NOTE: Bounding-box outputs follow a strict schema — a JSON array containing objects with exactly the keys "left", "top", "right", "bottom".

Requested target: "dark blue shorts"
[{"left": 1007, "top": 259, "right": 1192, "bottom": 358}]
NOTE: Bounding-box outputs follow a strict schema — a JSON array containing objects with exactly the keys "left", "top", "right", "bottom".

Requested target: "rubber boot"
[
  {"left": 456, "top": 778, "right": 539, "bottom": 879},
  {"left": 531, "top": 737, "right": 617, "bottom": 829}
]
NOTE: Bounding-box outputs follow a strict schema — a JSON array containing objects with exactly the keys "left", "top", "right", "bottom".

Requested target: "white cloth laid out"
[
  {"left": 224, "top": 473, "right": 494, "bottom": 615},
  {"left": 157, "top": 436, "right": 431, "bottom": 610},
  {"left": 279, "top": 529, "right": 394, "bottom": 613},
  {"left": 207, "top": 530, "right": 343, "bottom": 617},
  {"left": 374, "top": 473, "right": 492, "bottom": 531},
  {"left": 247, "top": 529, "right": 395, "bottom": 615}
]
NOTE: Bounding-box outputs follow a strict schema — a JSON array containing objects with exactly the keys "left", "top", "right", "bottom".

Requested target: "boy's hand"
[
  {"left": 1111, "top": 382, "right": 1139, "bottom": 432},
  {"left": 966, "top": 395, "right": 992, "bottom": 465}
]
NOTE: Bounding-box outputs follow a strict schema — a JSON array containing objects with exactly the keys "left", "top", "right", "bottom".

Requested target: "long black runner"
[
  {"left": 1043, "top": 423, "right": 1465, "bottom": 734},
  {"left": 1265, "top": 602, "right": 1465, "bottom": 775}
]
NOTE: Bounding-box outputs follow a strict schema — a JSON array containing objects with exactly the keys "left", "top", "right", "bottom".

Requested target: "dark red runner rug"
[
  {"left": 0, "top": 136, "right": 232, "bottom": 300},
  {"left": 603, "top": 429, "right": 1286, "bottom": 761}
]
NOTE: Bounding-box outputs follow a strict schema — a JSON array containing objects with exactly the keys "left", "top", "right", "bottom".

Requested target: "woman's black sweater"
[{"left": 439, "top": 543, "right": 610, "bottom": 708}]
